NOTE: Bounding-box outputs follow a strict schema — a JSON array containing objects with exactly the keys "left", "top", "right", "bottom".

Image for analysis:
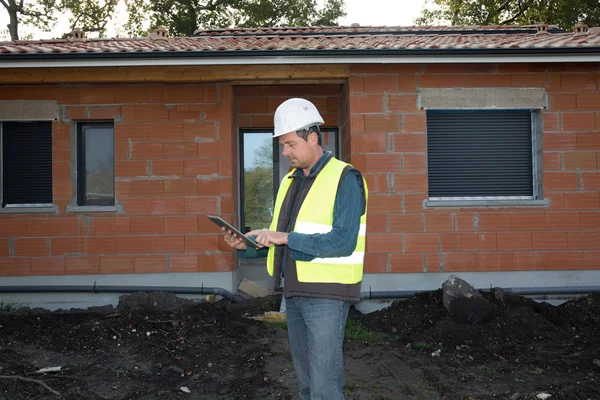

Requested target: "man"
[{"left": 223, "top": 98, "right": 368, "bottom": 400}]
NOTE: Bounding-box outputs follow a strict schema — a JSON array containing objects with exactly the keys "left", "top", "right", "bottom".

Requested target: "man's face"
[{"left": 279, "top": 130, "right": 314, "bottom": 170}]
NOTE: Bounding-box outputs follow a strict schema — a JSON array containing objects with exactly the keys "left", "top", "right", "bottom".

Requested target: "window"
[
  {"left": 240, "top": 128, "right": 339, "bottom": 232},
  {"left": 76, "top": 122, "right": 115, "bottom": 206},
  {"left": 426, "top": 110, "right": 540, "bottom": 202},
  {"left": 1, "top": 121, "right": 53, "bottom": 208}
]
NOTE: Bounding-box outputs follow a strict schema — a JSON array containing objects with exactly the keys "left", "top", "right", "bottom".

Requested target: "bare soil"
[{"left": 0, "top": 290, "right": 599, "bottom": 400}]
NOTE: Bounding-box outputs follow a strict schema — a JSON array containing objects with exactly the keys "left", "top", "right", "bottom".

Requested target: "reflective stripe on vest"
[{"left": 266, "top": 158, "right": 368, "bottom": 284}]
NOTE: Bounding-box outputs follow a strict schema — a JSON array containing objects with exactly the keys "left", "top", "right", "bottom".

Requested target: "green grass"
[
  {"left": 344, "top": 379, "right": 368, "bottom": 393},
  {"left": 0, "top": 299, "right": 24, "bottom": 312},
  {"left": 344, "top": 318, "right": 386, "bottom": 342},
  {"left": 412, "top": 341, "right": 433, "bottom": 352}
]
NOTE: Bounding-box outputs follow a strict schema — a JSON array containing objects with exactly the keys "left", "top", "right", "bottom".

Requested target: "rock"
[{"left": 442, "top": 275, "right": 494, "bottom": 325}]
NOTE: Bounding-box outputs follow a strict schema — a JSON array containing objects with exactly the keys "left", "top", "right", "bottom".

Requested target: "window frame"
[
  {"left": 0, "top": 120, "right": 55, "bottom": 214},
  {"left": 424, "top": 109, "right": 547, "bottom": 208},
  {"left": 67, "top": 120, "right": 118, "bottom": 213}
]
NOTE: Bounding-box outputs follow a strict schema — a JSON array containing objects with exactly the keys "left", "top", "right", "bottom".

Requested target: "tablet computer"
[{"left": 206, "top": 215, "right": 260, "bottom": 249}]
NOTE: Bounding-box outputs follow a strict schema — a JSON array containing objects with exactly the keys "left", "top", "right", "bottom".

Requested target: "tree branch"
[
  {"left": 0, "top": 375, "right": 61, "bottom": 396},
  {"left": 499, "top": 0, "right": 532, "bottom": 25},
  {"left": 0, "top": 0, "right": 10, "bottom": 9}
]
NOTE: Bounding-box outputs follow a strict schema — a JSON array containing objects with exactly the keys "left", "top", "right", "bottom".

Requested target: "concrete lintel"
[
  {"left": 0, "top": 100, "right": 58, "bottom": 120},
  {"left": 420, "top": 87, "right": 547, "bottom": 110}
]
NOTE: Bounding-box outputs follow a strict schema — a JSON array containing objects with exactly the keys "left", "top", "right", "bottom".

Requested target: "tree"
[
  {"left": 243, "top": 139, "right": 275, "bottom": 231},
  {"left": 416, "top": 0, "right": 600, "bottom": 31},
  {"left": 1, "top": 0, "right": 56, "bottom": 40},
  {"left": 125, "top": 0, "right": 345, "bottom": 38}
]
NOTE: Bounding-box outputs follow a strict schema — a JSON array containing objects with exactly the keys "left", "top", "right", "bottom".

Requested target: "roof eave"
[{"left": 1, "top": 47, "right": 599, "bottom": 67}]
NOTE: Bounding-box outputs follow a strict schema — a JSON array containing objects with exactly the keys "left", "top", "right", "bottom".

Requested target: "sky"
[{"left": 0, "top": 0, "right": 429, "bottom": 40}]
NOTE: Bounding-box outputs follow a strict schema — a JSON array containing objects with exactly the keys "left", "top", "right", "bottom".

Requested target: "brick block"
[
  {"left": 403, "top": 194, "right": 427, "bottom": 213},
  {"left": 387, "top": 94, "right": 419, "bottom": 113},
  {"left": 165, "top": 216, "right": 198, "bottom": 233},
  {"left": 583, "top": 251, "right": 600, "bottom": 269},
  {"left": 478, "top": 213, "right": 510, "bottom": 231},
  {"left": 163, "top": 179, "right": 197, "bottom": 196},
  {"left": 151, "top": 197, "right": 185, "bottom": 215},
  {"left": 88, "top": 106, "right": 122, "bottom": 119},
  {"left": 0, "top": 257, "right": 31, "bottom": 276},
  {"left": 170, "top": 254, "right": 199, "bottom": 272},
  {"left": 364, "top": 114, "right": 401, "bottom": 133},
  {"left": 497, "top": 232, "right": 532, "bottom": 251},
  {"left": 581, "top": 212, "right": 600, "bottom": 229},
  {"left": 130, "top": 217, "right": 164, "bottom": 234},
  {"left": 94, "top": 217, "right": 130, "bottom": 235},
  {"left": 53, "top": 161, "right": 71, "bottom": 180},
  {"left": 567, "top": 232, "right": 600, "bottom": 250},
  {"left": 351, "top": 133, "right": 387, "bottom": 153},
  {"left": 366, "top": 234, "right": 403, "bottom": 253},
  {"left": 363, "top": 173, "right": 388, "bottom": 194},
  {"left": 368, "top": 194, "right": 403, "bottom": 213},
  {"left": 163, "top": 85, "right": 204, "bottom": 103},
  {"left": 442, "top": 252, "right": 477, "bottom": 272},
  {"left": 364, "top": 253, "right": 388, "bottom": 273},
  {"left": 477, "top": 252, "right": 514, "bottom": 271},
  {"left": 563, "top": 151, "right": 596, "bottom": 170},
  {"left": 513, "top": 252, "right": 547, "bottom": 270},
  {"left": 543, "top": 133, "right": 577, "bottom": 150},
  {"left": 363, "top": 75, "right": 400, "bottom": 93},
  {"left": 134, "top": 104, "right": 169, "bottom": 122},
  {"left": 509, "top": 212, "right": 546, "bottom": 231},
  {"left": 365, "top": 154, "right": 401, "bottom": 173},
  {"left": 183, "top": 122, "right": 218, "bottom": 140},
  {"left": 184, "top": 160, "right": 219, "bottom": 176},
  {"left": 404, "top": 233, "right": 438, "bottom": 253},
  {"left": 30, "top": 257, "right": 65, "bottom": 275},
  {"left": 198, "top": 253, "right": 233, "bottom": 272},
  {"left": 511, "top": 73, "right": 546, "bottom": 87},
  {"left": 395, "top": 173, "right": 428, "bottom": 193},
  {"left": 561, "top": 74, "right": 597, "bottom": 92},
  {"left": 402, "top": 114, "right": 426, "bottom": 133},
  {"left": 113, "top": 86, "right": 150, "bottom": 103},
  {"left": 424, "top": 213, "right": 453, "bottom": 232},
  {"left": 66, "top": 256, "right": 99, "bottom": 274},
  {"left": 546, "top": 251, "right": 583, "bottom": 270},
  {"left": 27, "top": 219, "right": 63, "bottom": 236},
  {"left": 15, "top": 238, "right": 47, "bottom": 256},
  {"left": 120, "top": 198, "right": 151, "bottom": 215},
  {"left": 148, "top": 122, "right": 183, "bottom": 140},
  {"left": 184, "top": 197, "right": 219, "bottom": 214},
  {"left": 577, "top": 132, "right": 600, "bottom": 150},
  {"left": 350, "top": 94, "right": 385, "bottom": 113},
  {"left": 185, "top": 234, "right": 219, "bottom": 253},
  {"left": 439, "top": 233, "right": 461, "bottom": 252},
  {"left": 389, "top": 213, "right": 423, "bottom": 232},
  {"left": 163, "top": 142, "right": 197, "bottom": 159},
  {"left": 50, "top": 237, "right": 79, "bottom": 255},
  {"left": 394, "top": 134, "right": 426, "bottom": 152},
  {"left": 134, "top": 256, "right": 168, "bottom": 273},
  {"left": 115, "top": 141, "right": 130, "bottom": 161},
  {"left": 116, "top": 161, "right": 148, "bottom": 178},
  {"left": 390, "top": 253, "right": 424, "bottom": 273},
  {"left": 129, "top": 180, "right": 164, "bottom": 197},
  {"left": 99, "top": 256, "right": 134, "bottom": 274},
  {"left": 576, "top": 92, "right": 600, "bottom": 110},
  {"left": 131, "top": 142, "right": 163, "bottom": 160},
  {"left": 81, "top": 236, "right": 117, "bottom": 255},
  {"left": 532, "top": 232, "right": 568, "bottom": 250},
  {"left": 116, "top": 236, "right": 152, "bottom": 254},
  {"left": 549, "top": 94, "right": 577, "bottom": 111},
  {"left": 0, "top": 239, "right": 8, "bottom": 257},
  {"left": 562, "top": 112, "right": 596, "bottom": 131},
  {"left": 461, "top": 233, "right": 497, "bottom": 251},
  {"left": 545, "top": 212, "right": 581, "bottom": 230},
  {"left": 402, "top": 154, "right": 427, "bottom": 172},
  {"left": 542, "top": 152, "right": 561, "bottom": 171},
  {"left": 582, "top": 172, "right": 600, "bottom": 190},
  {"left": 366, "top": 213, "right": 387, "bottom": 233},
  {"left": 399, "top": 74, "right": 417, "bottom": 92},
  {"left": 151, "top": 235, "right": 185, "bottom": 253},
  {"left": 565, "top": 192, "right": 599, "bottom": 210},
  {"left": 152, "top": 160, "right": 184, "bottom": 176}
]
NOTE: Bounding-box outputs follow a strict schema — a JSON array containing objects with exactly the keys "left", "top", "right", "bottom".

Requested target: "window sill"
[
  {"left": 67, "top": 205, "right": 121, "bottom": 213},
  {"left": 0, "top": 206, "right": 56, "bottom": 214},
  {"left": 425, "top": 199, "right": 549, "bottom": 208}
]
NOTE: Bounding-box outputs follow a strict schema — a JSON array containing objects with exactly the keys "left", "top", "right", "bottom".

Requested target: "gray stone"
[{"left": 442, "top": 275, "right": 494, "bottom": 325}]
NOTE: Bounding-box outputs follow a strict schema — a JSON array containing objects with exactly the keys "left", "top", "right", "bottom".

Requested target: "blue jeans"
[{"left": 285, "top": 296, "right": 351, "bottom": 400}]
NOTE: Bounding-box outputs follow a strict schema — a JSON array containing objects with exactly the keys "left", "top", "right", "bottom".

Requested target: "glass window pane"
[
  {"left": 242, "top": 132, "right": 273, "bottom": 232},
  {"left": 79, "top": 124, "right": 114, "bottom": 206}
]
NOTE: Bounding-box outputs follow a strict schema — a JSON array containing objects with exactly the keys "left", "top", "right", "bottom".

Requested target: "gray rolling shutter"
[
  {"left": 2, "top": 121, "right": 53, "bottom": 206},
  {"left": 426, "top": 111, "right": 533, "bottom": 198}
]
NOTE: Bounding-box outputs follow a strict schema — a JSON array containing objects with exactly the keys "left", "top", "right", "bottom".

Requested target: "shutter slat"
[
  {"left": 426, "top": 111, "right": 533, "bottom": 197},
  {"left": 2, "top": 122, "right": 53, "bottom": 206}
]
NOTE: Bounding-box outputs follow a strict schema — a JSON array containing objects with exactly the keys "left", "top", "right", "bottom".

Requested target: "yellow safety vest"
[{"left": 266, "top": 158, "right": 368, "bottom": 284}]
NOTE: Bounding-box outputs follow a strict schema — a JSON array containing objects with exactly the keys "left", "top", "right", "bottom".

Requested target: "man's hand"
[
  {"left": 222, "top": 228, "right": 247, "bottom": 250},
  {"left": 246, "top": 229, "right": 289, "bottom": 247}
]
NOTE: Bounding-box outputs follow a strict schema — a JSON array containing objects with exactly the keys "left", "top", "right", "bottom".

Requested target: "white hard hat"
[{"left": 273, "top": 98, "right": 324, "bottom": 138}]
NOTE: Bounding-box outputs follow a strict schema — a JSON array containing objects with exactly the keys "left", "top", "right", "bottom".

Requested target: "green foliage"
[
  {"left": 412, "top": 341, "right": 432, "bottom": 351},
  {"left": 0, "top": 299, "right": 24, "bottom": 312},
  {"left": 344, "top": 317, "right": 386, "bottom": 343},
  {"left": 125, "top": 0, "right": 346, "bottom": 37},
  {"left": 416, "top": 0, "right": 600, "bottom": 30}
]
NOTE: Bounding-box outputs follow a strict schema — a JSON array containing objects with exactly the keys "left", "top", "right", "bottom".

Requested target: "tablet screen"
[{"left": 206, "top": 215, "right": 260, "bottom": 249}]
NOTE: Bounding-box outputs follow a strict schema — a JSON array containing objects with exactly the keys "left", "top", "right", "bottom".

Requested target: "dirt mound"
[{"left": 1, "top": 290, "right": 599, "bottom": 399}]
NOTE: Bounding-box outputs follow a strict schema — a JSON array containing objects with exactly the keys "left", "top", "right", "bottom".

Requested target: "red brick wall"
[
  {"left": 348, "top": 63, "right": 600, "bottom": 274},
  {"left": 0, "top": 83, "right": 235, "bottom": 276}
]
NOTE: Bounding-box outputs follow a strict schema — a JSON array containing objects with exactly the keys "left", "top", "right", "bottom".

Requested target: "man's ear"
[{"left": 309, "top": 131, "right": 319, "bottom": 145}]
